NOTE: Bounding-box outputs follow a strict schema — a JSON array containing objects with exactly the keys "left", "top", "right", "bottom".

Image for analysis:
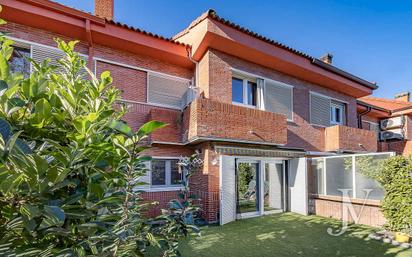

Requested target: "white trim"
[
  {"left": 94, "top": 57, "right": 191, "bottom": 82},
  {"left": 219, "top": 155, "right": 223, "bottom": 225},
  {"left": 138, "top": 186, "right": 184, "bottom": 193},
  {"left": 116, "top": 99, "right": 182, "bottom": 111},
  {"left": 231, "top": 101, "right": 257, "bottom": 109},
  {"left": 311, "top": 151, "right": 396, "bottom": 160},
  {"left": 352, "top": 155, "right": 357, "bottom": 198}
]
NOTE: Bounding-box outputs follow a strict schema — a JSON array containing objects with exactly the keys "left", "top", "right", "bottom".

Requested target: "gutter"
[
  {"left": 312, "top": 59, "right": 378, "bottom": 90},
  {"left": 357, "top": 106, "right": 372, "bottom": 129}
]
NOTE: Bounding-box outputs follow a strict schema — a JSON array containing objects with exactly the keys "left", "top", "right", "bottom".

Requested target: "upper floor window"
[
  {"left": 232, "top": 77, "right": 257, "bottom": 107},
  {"left": 10, "top": 46, "right": 30, "bottom": 77},
  {"left": 151, "top": 159, "right": 183, "bottom": 187},
  {"left": 147, "top": 73, "right": 190, "bottom": 109},
  {"left": 330, "top": 101, "right": 345, "bottom": 125},
  {"left": 310, "top": 93, "right": 346, "bottom": 127}
]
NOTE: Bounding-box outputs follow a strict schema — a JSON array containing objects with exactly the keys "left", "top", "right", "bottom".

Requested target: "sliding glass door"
[{"left": 236, "top": 159, "right": 285, "bottom": 218}]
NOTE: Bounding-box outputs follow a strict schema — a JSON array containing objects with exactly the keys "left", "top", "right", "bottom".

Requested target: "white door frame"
[{"left": 234, "top": 157, "right": 286, "bottom": 220}]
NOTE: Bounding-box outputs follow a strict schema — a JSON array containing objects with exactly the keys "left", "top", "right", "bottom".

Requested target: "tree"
[{"left": 0, "top": 28, "right": 190, "bottom": 256}]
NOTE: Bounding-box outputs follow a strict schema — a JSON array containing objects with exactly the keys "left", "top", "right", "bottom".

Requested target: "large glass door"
[
  {"left": 235, "top": 159, "right": 285, "bottom": 219},
  {"left": 236, "top": 161, "right": 260, "bottom": 217}
]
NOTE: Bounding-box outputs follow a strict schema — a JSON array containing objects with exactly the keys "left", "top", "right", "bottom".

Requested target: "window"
[
  {"left": 147, "top": 73, "right": 190, "bottom": 109},
  {"left": 310, "top": 93, "right": 346, "bottom": 126},
  {"left": 232, "top": 77, "right": 257, "bottom": 107},
  {"left": 150, "top": 159, "right": 183, "bottom": 187},
  {"left": 330, "top": 101, "right": 345, "bottom": 125},
  {"left": 9, "top": 46, "right": 30, "bottom": 77}
]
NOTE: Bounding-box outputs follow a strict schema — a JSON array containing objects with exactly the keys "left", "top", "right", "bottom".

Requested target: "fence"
[{"left": 308, "top": 152, "right": 395, "bottom": 227}]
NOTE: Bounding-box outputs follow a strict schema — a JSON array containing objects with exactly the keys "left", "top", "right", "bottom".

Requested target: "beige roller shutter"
[
  {"left": 310, "top": 93, "right": 331, "bottom": 126},
  {"left": 264, "top": 80, "right": 293, "bottom": 120},
  {"left": 147, "top": 72, "right": 189, "bottom": 108},
  {"left": 31, "top": 44, "right": 88, "bottom": 74}
]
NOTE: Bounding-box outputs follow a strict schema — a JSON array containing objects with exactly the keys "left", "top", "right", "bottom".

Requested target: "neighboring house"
[
  {"left": 358, "top": 92, "right": 412, "bottom": 156},
  {"left": 1, "top": 0, "right": 397, "bottom": 226}
]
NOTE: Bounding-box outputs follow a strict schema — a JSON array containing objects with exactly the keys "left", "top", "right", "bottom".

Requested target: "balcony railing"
[
  {"left": 324, "top": 125, "right": 377, "bottom": 152},
  {"left": 183, "top": 98, "right": 287, "bottom": 145}
]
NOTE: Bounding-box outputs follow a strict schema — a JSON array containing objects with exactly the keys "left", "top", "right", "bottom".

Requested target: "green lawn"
[{"left": 173, "top": 213, "right": 412, "bottom": 257}]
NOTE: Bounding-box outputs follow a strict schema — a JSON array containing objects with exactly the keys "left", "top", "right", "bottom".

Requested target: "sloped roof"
[
  {"left": 359, "top": 96, "right": 412, "bottom": 112},
  {"left": 173, "top": 9, "right": 313, "bottom": 59},
  {"left": 47, "top": 0, "right": 187, "bottom": 47},
  {"left": 173, "top": 9, "right": 377, "bottom": 90}
]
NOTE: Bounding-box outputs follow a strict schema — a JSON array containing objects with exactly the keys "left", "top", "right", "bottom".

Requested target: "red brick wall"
[
  {"left": 379, "top": 140, "right": 412, "bottom": 156},
  {"left": 202, "top": 49, "right": 359, "bottom": 152},
  {"left": 96, "top": 61, "right": 147, "bottom": 102},
  {"left": 149, "top": 109, "right": 183, "bottom": 143},
  {"left": 95, "top": 0, "right": 114, "bottom": 19},
  {"left": 184, "top": 98, "right": 287, "bottom": 145},
  {"left": 325, "top": 125, "right": 378, "bottom": 152}
]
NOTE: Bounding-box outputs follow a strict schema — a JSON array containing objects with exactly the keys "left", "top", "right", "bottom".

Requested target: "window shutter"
[
  {"left": 310, "top": 93, "right": 331, "bottom": 126},
  {"left": 31, "top": 44, "right": 88, "bottom": 73},
  {"left": 147, "top": 73, "right": 189, "bottom": 108},
  {"left": 264, "top": 80, "right": 293, "bottom": 120},
  {"left": 32, "top": 45, "right": 65, "bottom": 67},
  {"left": 138, "top": 161, "right": 151, "bottom": 189}
]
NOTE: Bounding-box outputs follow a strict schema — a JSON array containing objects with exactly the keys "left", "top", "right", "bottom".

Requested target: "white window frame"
[
  {"left": 330, "top": 101, "right": 345, "bottom": 125},
  {"left": 231, "top": 69, "right": 294, "bottom": 121},
  {"left": 232, "top": 75, "right": 258, "bottom": 108},
  {"left": 149, "top": 158, "right": 184, "bottom": 189}
]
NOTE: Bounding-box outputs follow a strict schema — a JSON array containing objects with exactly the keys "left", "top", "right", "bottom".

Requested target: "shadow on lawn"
[{"left": 177, "top": 213, "right": 412, "bottom": 257}]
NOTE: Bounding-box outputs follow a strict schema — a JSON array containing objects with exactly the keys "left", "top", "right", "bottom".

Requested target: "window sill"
[
  {"left": 136, "top": 186, "right": 184, "bottom": 193},
  {"left": 232, "top": 102, "right": 257, "bottom": 109}
]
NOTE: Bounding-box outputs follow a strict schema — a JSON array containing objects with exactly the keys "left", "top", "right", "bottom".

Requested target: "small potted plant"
[{"left": 395, "top": 227, "right": 411, "bottom": 243}]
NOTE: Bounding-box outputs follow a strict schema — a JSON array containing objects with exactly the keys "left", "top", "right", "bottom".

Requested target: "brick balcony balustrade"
[
  {"left": 325, "top": 125, "right": 377, "bottom": 152},
  {"left": 183, "top": 98, "right": 287, "bottom": 145}
]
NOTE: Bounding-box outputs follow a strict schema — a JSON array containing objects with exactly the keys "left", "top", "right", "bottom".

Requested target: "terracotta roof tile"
[
  {"left": 173, "top": 9, "right": 312, "bottom": 59},
  {"left": 359, "top": 96, "right": 412, "bottom": 112}
]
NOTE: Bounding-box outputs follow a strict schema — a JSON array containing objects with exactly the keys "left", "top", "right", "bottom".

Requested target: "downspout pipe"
[
  {"left": 185, "top": 45, "right": 198, "bottom": 89},
  {"left": 85, "top": 19, "right": 94, "bottom": 73},
  {"left": 357, "top": 105, "right": 372, "bottom": 129}
]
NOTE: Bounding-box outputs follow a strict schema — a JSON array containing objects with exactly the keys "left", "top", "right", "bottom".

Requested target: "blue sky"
[{"left": 55, "top": 0, "right": 412, "bottom": 98}]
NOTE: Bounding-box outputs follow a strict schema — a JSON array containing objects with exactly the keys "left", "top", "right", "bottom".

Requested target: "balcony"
[
  {"left": 183, "top": 98, "right": 287, "bottom": 145},
  {"left": 324, "top": 125, "right": 377, "bottom": 152}
]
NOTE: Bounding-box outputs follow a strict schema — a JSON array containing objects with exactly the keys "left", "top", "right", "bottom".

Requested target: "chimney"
[
  {"left": 394, "top": 92, "right": 410, "bottom": 102},
  {"left": 320, "top": 53, "right": 333, "bottom": 65},
  {"left": 95, "top": 0, "right": 114, "bottom": 20}
]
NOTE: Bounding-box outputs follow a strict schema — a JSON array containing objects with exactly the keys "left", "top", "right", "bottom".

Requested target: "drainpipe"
[
  {"left": 186, "top": 45, "right": 199, "bottom": 89},
  {"left": 357, "top": 106, "right": 371, "bottom": 129},
  {"left": 85, "top": 19, "right": 94, "bottom": 72}
]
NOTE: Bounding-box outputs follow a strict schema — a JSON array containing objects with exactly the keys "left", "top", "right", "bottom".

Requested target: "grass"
[{"left": 170, "top": 213, "right": 412, "bottom": 257}]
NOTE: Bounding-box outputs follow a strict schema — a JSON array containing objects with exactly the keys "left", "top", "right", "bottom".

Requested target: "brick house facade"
[{"left": 2, "top": 0, "right": 400, "bottom": 225}]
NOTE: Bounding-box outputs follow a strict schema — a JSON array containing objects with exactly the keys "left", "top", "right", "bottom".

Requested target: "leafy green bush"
[
  {"left": 376, "top": 155, "right": 412, "bottom": 233},
  {"left": 0, "top": 30, "right": 191, "bottom": 256}
]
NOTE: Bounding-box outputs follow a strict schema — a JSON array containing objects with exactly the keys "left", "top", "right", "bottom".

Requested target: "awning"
[{"left": 214, "top": 146, "right": 306, "bottom": 158}]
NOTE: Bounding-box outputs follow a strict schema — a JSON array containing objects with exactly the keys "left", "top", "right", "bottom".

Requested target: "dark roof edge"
[
  {"left": 313, "top": 59, "right": 378, "bottom": 90},
  {"left": 357, "top": 100, "right": 391, "bottom": 113}
]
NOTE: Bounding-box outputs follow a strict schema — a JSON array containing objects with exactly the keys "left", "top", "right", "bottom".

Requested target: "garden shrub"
[
  {"left": 0, "top": 24, "right": 195, "bottom": 256},
  {"left": 377, "top": 155, "right": 412, "bottom": 233}
]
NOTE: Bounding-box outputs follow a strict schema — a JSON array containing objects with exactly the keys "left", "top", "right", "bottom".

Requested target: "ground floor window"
[{"left": 151, "top": 159, "right": 183, "bottom": 187}]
